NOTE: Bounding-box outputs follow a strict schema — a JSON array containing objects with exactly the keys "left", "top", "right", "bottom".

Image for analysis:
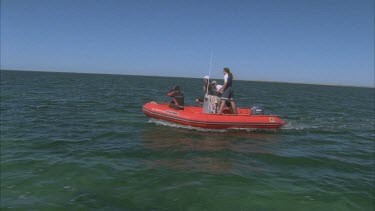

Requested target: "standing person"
[
  {"left": 218, "top": 67, "right": 237, "bottom": 114},
  {"left": 211, "top": 80, "right": 232, "bottom": 113},
  {"left": 167, "top": 85, "right": 184, "bottom": 110}
]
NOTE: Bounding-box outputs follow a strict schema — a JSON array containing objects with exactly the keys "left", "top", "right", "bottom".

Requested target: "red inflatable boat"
[{"left": 142, "top": 102, "right": 286, "bottom": 129}]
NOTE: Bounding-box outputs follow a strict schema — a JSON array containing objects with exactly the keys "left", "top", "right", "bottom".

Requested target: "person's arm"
[{"left": 167, "top": 90, "right": 175, "bottom": 97}]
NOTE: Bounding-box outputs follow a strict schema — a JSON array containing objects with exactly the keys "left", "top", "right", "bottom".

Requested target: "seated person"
[
  {"left": 195, "top": 75, "right": 213, "bottom": 104},
  {"left": 167, "top": 85, "right": 184, "bottom": 110},
  {"left": 210, "top": 81, "right": 223, "bottom": 113},
  {"left": 210, "top": 80, "right": 222, "bottom": 97}
]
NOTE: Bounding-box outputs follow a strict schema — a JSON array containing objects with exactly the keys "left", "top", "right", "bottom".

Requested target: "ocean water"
[{"left": 1, "top": 70, "right": 374, "bottom": 210}]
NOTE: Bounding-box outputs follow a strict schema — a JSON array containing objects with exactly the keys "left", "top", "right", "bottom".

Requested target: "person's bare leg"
[
  {"left": 218, "top": 100, "right": 226, "bottom": 114},
  {"left": 230, "top": 101, "right": 237, "bottom": 114},
  {"left": 229, "top": 106, "right": 234, "bottom": 114}
]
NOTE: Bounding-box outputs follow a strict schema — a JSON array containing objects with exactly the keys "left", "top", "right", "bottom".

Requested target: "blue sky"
[{"left": 1, "top": 0, "right": 374, "bottom": 87}]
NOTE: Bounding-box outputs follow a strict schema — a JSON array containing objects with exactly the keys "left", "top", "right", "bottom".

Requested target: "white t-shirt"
[
  {"left": 215, "top": 84, "right": 223, "bottom": 91},
  {"left": 223, "top": 73, "right": 228, "bottom": 83}
]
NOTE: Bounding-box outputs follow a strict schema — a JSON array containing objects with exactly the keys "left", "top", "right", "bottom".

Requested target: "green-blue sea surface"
[{"left": 1, "top": 70, "right": 374, "bottom": 210}]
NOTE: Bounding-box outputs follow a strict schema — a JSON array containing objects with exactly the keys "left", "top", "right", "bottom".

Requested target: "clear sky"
[{"left": 1, "top": 0, "right": 374, "bottom": 87}]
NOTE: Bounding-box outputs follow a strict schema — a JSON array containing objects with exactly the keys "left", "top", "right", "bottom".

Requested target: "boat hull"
[{"left": 142, "top": 102, "right": 285, "bottom": 129}]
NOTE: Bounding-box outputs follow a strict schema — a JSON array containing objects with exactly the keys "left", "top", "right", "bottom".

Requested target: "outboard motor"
[{"left": 251, "top": 105, "right": 265, "bottom": 115}]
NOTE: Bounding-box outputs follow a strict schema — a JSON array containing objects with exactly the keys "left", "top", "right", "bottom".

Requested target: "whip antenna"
[
  {"left": 206, "top": 52, "right": 213, "bottom": 95},
  {"left": 203, "top": 52, "right": 213, "bottom": 114}
]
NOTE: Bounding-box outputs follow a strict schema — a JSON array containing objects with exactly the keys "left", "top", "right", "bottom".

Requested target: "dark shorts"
[{"left": 221, "top": 87, "right": 234, "bottom": 101}]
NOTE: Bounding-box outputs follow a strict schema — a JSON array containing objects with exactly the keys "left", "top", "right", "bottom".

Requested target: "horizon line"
[{"left": 1, "top": 69, "right": 374, "bottom": 89}]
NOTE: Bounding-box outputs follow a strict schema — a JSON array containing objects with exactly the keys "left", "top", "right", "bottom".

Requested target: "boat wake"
[{"left": 148, "top": 119, "right": 266, "bottom": 133}]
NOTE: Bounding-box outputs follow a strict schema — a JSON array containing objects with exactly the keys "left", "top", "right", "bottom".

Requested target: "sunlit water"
[{"left": 1, "top": 70, "right": 374, "bottom": 210}]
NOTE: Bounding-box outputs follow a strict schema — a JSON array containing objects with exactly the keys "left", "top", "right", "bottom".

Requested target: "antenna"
[
  {"left": 203, "top": 52, "right": 214, "bottom": 114},
  {"left": 206, "top": 52, "right": 213, "bottom": 95}
]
